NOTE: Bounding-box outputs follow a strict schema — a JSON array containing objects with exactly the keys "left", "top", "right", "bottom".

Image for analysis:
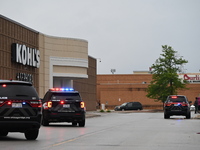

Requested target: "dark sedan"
[{"left": 114, "top": 102, "right": 143, "bottom": 111}]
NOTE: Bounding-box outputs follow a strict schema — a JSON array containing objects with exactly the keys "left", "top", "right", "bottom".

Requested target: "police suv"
[
  {"left": 164, "top": 95, "right": 191, "bottom": 119},
  {"left": 0, "top": 80, "right": 42, "bottom": 140},
  {"left": 42, "top": 88, "right": 86, "bottom": 127}
]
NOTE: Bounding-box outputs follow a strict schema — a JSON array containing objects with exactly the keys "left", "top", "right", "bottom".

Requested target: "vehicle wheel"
[
  {"left": 24, "top": 129, "right": 39, "bottom": 140},
  {"left": 42, "top": 118, "right": 49, "bottom": 126},
  {"left": 0, "top": 130, "right": 8, "bottom": 136},
  {"left": 72, "top": 122, "right": 77, "bottom": 126},
  {"left": 186, "top": 113, "right": 191, "bottom": 119},
  {"left": 164, "top": 113, "right": 170, "bottom": 119},
  {"left": 79, "top": 119, "right": 85, "bottom": 127}
]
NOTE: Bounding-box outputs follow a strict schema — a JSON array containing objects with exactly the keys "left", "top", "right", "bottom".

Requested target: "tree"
[{"left": 146, "top": 45, "right": 188, "bottom": 103}]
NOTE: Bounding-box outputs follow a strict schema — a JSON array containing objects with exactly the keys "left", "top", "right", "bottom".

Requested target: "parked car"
[
  {"left": 0, "top": 80, "right": 42, "bottom": 140},
  {"left": 42, "top": 88, "right": 86, "bottom": 127},
  {"left": 164, "top": 95, "right": 191, "bottom": 119},
  {"left": 114, "top": 102, "right": 143, "bottom": 111}
]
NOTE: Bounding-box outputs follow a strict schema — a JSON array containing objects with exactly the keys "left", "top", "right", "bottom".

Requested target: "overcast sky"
[{"left": 1, "top": 0, "right": 200, "bottom": 74}]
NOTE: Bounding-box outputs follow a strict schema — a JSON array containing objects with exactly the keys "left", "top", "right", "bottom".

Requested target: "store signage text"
[
  {"left": 183, "top": 74, "right": 200, "bottom": 83},
  {"left": 16, "top": 73, "right": 33, "bottom": 83},
  {"left": 12, "top": 43, "right": 40, "bottom": 68}
]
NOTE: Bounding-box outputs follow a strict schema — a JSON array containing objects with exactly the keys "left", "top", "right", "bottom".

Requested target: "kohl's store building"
[{"left": 0, "top": 15, "right": 97, "bottom": 111}]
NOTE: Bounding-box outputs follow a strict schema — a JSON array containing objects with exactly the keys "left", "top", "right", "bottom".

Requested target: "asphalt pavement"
[{"left": 86, "top": 109, "right": 200, "bottom": 119}]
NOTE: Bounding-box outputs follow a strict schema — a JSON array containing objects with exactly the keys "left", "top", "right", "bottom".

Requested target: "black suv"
[
  {"left": 114, "top": 102, "right": 143, "bottom": 111},
  {"left": 0, "top": 80, "right": 42, "bottom": 140},
  {"left": 164, "top": 95, "right": 191, "bottom": 119},
  {"left": 42, "top": 88, "right": 86, "bottom": 127}
]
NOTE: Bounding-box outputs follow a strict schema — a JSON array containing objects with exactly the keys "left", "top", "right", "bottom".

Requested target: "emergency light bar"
[{"left": 49, "top": 88, "right": 74, "bottom": 91}]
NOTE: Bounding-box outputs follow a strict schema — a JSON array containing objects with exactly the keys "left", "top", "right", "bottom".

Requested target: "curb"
[{"left": 86, "top": 112, "right": 101, "bottom": 118}]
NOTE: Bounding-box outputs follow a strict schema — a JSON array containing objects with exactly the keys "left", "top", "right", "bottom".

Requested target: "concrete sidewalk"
[{"left": 86, "top": 111, "right": 102, "bottom": 118}]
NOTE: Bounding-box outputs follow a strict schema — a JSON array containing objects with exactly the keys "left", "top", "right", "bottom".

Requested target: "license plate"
[
  {"left": 63, "top": 104, "right": 70, "bottom": 108},
  {"left": 12, "top": 103, "right": 22, "bottom": 108}
]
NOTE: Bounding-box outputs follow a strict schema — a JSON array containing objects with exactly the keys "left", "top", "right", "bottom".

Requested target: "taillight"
[
  {"left": 43, "top": 101, "right": 52, "bottom": 110},
  {"left": 164, "top": 102, "right": 172, "bottom": 106},
  {"left": 60, "top": 100, "right": 65, "bottom": 104},
  {"left": 181, "top": 102, "right": 188, "bottom": 106},
  {"left": 80, "top": 102, "right": 85, "bottom": 109},
  {"left": 0, "top": 100, "right": 6, "bottom": 107},
  {"left": 7, "top": 101, "right": 12, "bottom": 105},
  {"left": 30, "top": 100, "right": 42, "bottom": 107},
  {"left": 47, "top": 101, "right": 52, "bottom": 108}
]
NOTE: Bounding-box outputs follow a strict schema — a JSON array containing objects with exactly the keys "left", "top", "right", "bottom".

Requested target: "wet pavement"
[{"left": 86, "top": 110, "right": 200, "bottom": 119}]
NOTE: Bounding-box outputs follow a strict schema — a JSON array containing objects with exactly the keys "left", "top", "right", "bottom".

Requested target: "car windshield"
[
  {"left": 168, "top": 96, "right": 187, "bottom": 102},
  {"left": 0, "top": 83, "right": 39, "bottom": 99},
  {"left": 51, "top": 93, "right": 81, "bottom": 100},
  {"left": 121, "top": 103, "right": 127, "bottom": 106}
]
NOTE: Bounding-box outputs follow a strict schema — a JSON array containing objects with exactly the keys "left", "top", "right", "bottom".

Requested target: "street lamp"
[{"left": 111, "top": 69, "right": 116, "bottom": 74}]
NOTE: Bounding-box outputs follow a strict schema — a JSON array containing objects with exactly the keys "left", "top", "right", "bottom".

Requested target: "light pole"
[{"left": 111, "top": 69, "right": 116, "bottom": 74}]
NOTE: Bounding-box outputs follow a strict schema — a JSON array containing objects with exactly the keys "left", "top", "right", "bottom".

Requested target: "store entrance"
[{"left": 53, "top": 77, "right": 73, "bottom": 88}]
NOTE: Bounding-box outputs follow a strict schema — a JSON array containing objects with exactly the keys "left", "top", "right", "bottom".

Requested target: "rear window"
[
  {"left": 167, "top": 96, "right": 187, "bottom": 102},
  {"left": 0, "top": 83, "right": 39, "bottom": 99},
  {"left": 50, "top": 93, "right": 81, "bottom": 100}
]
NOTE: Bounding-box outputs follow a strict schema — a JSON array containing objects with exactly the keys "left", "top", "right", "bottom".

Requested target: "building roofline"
[{"left": 0, "top": 14, "right": 39, "bottom": 33}]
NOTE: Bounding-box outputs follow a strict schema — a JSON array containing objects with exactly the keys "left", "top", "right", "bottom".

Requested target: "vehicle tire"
[
  {"left": 24, "top": 129, "right": 39, "bottom": 140},
  {"left": 42, "top": 118, "right": 49, "bottom": 126},
  {"left": 72, "top": 122, "right": 77, "bottom": 126},
  {"left": 0, "top": 130, "right": 8, "bottom": 136},
  {"left": 186, "top": 112, "right": 191, "bottom": 119},
  {"left": 164, "top": 113, "right": 170, "bottom": 119},
  {"left": 79, "top": 119, "right": 85, "bottom": 127}
]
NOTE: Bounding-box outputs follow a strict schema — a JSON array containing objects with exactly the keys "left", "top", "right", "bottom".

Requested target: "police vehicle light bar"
[{"left": 50, "top": 88, "right": 74, "bottom": 91}]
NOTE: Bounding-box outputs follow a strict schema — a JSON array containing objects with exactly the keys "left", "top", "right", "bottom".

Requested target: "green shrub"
[{"left": 100, "top": 109, "right": 105, "bottom": 112}]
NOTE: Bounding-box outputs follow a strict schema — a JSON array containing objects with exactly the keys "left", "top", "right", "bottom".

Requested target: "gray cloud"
[{"left": 1, "top": 0, "right": 199, "bottom": 74}]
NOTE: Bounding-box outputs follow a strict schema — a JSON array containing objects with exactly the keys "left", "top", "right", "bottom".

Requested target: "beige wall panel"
[
  {"left": 39, "top": 33, "right": 88, "bottom": 97},
  {"left": 53, "top": 66, "right": 87, "bottom": 74}
]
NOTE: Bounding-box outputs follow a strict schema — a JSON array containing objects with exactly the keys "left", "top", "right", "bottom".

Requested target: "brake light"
[
  {"left": 2, "top": 84, "right": 6, "bottom": 87},
  {"left": 7, "top": 101, "right": 12, "bottom": 105},
  {"left": 80, "top": 102, "right": 85, "bottom": 108},
  {"left": 171, "top": 96, "right": 177, "bottom": 99},
  {"left": 60, "top": 100, "right": 65, "bottom": 104}
]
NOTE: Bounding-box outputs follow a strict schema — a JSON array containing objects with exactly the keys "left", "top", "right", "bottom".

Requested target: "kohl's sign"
[{"left": 11, "top": 43, "right": 40, "bottom": 68}]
